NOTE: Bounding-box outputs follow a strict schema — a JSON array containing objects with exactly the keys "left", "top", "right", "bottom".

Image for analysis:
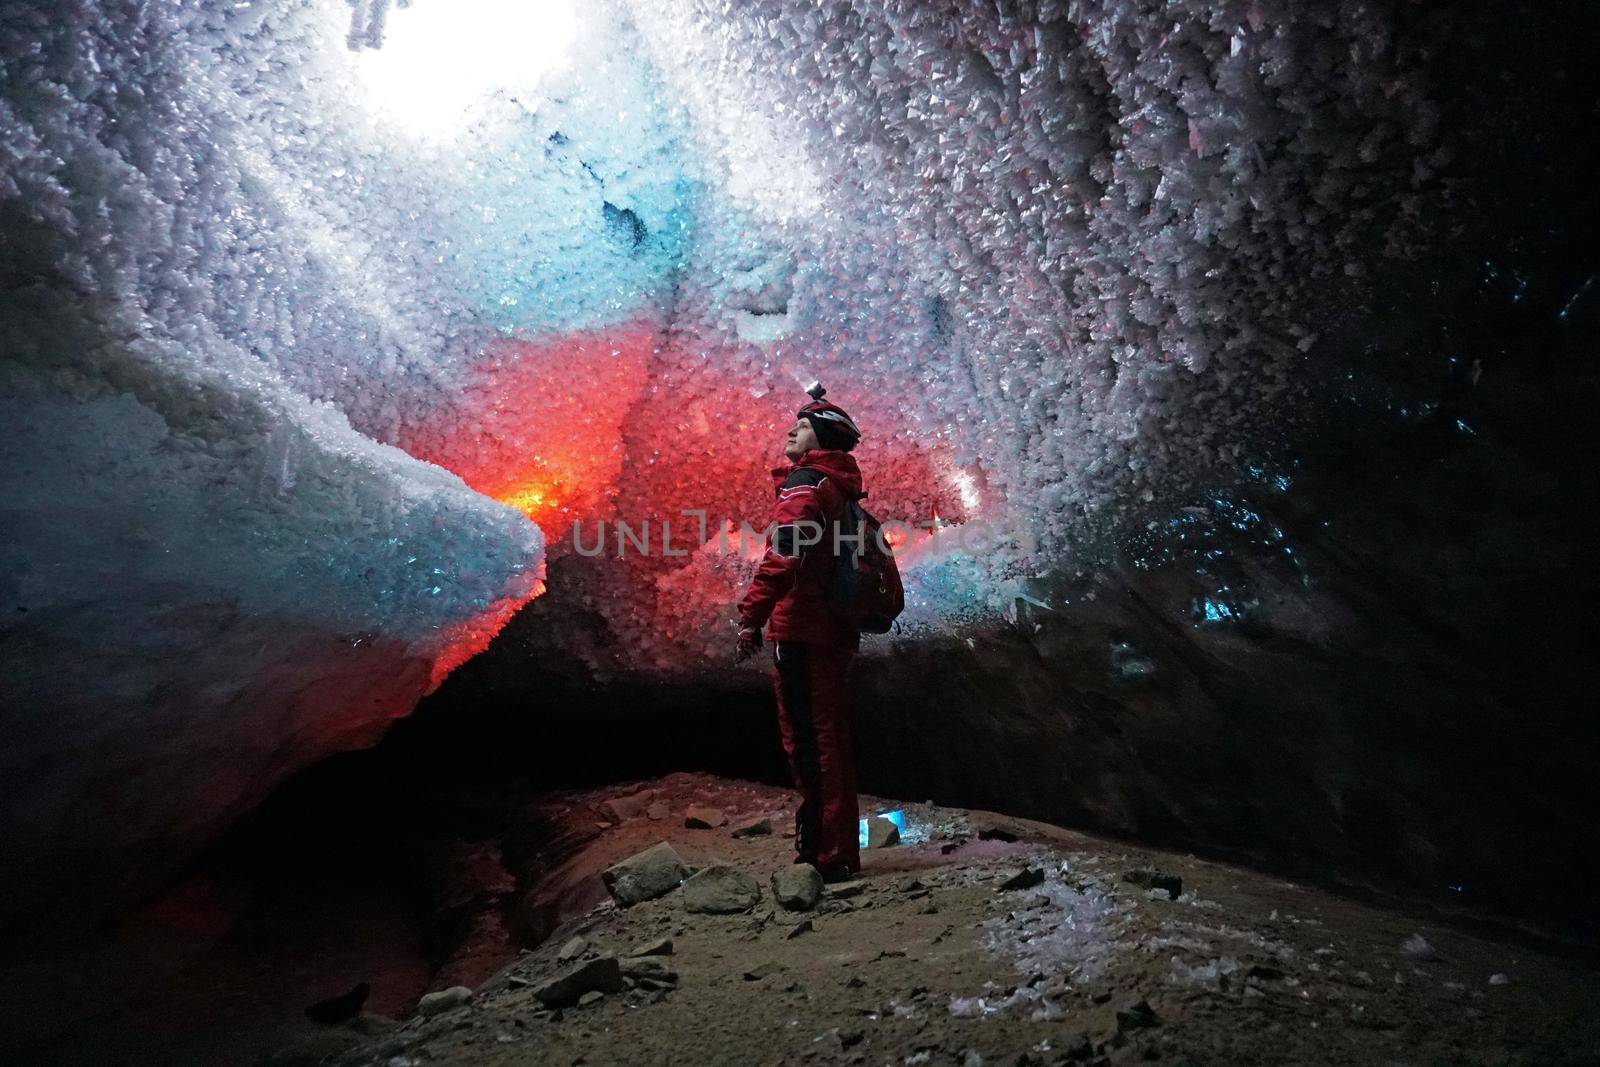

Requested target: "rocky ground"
[{"left": 253, "top": 773, "right": 1597, "bottom": 1067}]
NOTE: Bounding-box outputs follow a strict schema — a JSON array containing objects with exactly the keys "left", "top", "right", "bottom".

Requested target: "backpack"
[{"left": 824, "top": 496, "right": 905, "bottom": 633}]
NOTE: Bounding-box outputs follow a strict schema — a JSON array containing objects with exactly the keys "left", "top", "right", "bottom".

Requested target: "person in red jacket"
[{"left": 735, "top": 385, "right": 866, "bottom": 881}]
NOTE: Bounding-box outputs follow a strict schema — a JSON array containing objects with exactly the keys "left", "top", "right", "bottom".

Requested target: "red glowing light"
[{"left": 400, "top": 323, "right": 657, "bottom": 538}]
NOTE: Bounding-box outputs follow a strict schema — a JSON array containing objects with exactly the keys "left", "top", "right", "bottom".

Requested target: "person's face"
[{"left": 785, "top": 417, "right": 819, "bottom": 460}]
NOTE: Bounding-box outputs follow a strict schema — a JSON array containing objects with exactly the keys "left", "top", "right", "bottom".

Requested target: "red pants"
[{"left": 772, "top": 640, "right": 859, "bottom": 875}]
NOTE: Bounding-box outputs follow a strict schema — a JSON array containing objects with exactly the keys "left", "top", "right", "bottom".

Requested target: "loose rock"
[
  {"left": 557, "top": 936, "right": 587, "bottom": 961},
  {"left": 532, "top": 956, "right": 624, "bottom": 1008},
  {"left": 417, "top": 986, "right": 473, "bottom": 1017},
  {"left": 684, "top": 805, "right": 729, "bottom": 829},
  {"left": 732, "top": 817, "right": 774, "bottom": 839},
  {"left": 998, "top": 867, "right": 1045, "bottom": 891},
  {"left": 621, "top": 955, "right": 677, "bottom": 983},
  {"left": 1123, "top": 869, "right": 1183, "bottom": 898},
  {"left": 629, "top": 937, "right": 674, "bottom": 957},
  {"left": 600, "top": 790, "right": 655, "bottom": 823},
  {"left": 1401, "top": 933, "right": 1440, "bottom": 961},
  {"left": 865, "top": 815, "right": 900, "bottom": 848},
  {"left": 975, "top": 822, "right": 1020, "bottom": 842},
  {"left": 602, "top": 842, "right": 689, "bottom": 906},
  {"left": 772, "top": 865, "right": 825, "bottom": 911},
  {"left": 682, "top": 864, "right": 762, "bottom": 914}
]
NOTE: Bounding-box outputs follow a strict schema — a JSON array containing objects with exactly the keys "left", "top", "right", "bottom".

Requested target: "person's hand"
[{"left": 734, "top": 625, "right": 763, "bottom": 663}]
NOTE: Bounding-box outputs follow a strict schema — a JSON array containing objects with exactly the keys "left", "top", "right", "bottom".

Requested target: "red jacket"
[{"left": 738, "top": 449, "right": 865, "bottom": 649}]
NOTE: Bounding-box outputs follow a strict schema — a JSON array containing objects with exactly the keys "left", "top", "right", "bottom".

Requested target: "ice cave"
[{"left": 2, "top": 0, "right": 1596, "bottom": 1062}]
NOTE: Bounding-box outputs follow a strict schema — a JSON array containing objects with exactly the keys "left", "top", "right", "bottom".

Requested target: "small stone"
[
  {"left": 602, "top": 842, "right": 689, "bottom": 907},
  {"left": 577, "top": 991, "right": 604, "bottom": 1008},
  {"left": 744, "top": 962, "right": 783, "bottom": 981},
  {"left": 629, "top": 937, "right": 673, "bottom": 957},
  {"left": 865, "top": 816, "right": 900, "bottom": 849},
  {"left": 975, "top": 822, "right": 1019, "bottom": 842},
  {"left": 772, "top": 865, "right": 825, "bottom": 911},
  {"left": 417, "top": 986, "right": 473, "bottom": 1016},
  {"left": 829, "top": 880, "right": 868, "bottom": 899},
  {"left": 600, "top": 790, "right": 655, "bottom": 823},
  {"left": 1401, "top": 933, "right": 1440, "bottom": 961},
  {"left": 732, "top": 817, "right": 774, "bottom": 839},
  {"left": 919, "top": 901, "right": 940, "bottom": 915},
  {"left": 646, "top": 801, "right": 669, "bottom": 820},
  {"left": 1122, "top": 869, "right": 1183, "bottom": 898},
  {"left": 1246, "top": 964, "right": 1283, "bottom": 981},
  {"left": 685, "top": 805, "right": 729, "bottom": 829},
  {"left": 998, "top": 867, "right": 1045, "bottom": 891},
  {"left": 557, "top": 936, "right": 587, "bottom": 961},
  {"left": 620, "top": 955, "right": 677, "bottom": 984},
  {"left": 895, "top": 874, "right": 925, "bottom": 893},
  {"left": 1488, "top": 973, "right": 1511, "bottom": 986},
  {"left": 532, "top": 956, "right": 624, "bottom": 1008},
  {"left": 787, "top": 919, "right": 814, "bottom": 939},
  {"left": 682, "top": 864, "right": 762, "bottom": 914}
]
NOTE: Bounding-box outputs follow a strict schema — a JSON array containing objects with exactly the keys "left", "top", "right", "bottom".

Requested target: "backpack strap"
[{"left": 779, "top": 466, "right": 827, "bottom": 495}]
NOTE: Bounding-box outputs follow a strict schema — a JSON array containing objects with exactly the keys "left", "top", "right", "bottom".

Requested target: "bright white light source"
[{"left": 350, "top": 0, "right": 578, "bottom": 142}]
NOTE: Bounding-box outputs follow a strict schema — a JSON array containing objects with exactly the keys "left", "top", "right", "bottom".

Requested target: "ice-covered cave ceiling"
[{"left": 0, "top": 0, "right": 1446, "bottom": 928}]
